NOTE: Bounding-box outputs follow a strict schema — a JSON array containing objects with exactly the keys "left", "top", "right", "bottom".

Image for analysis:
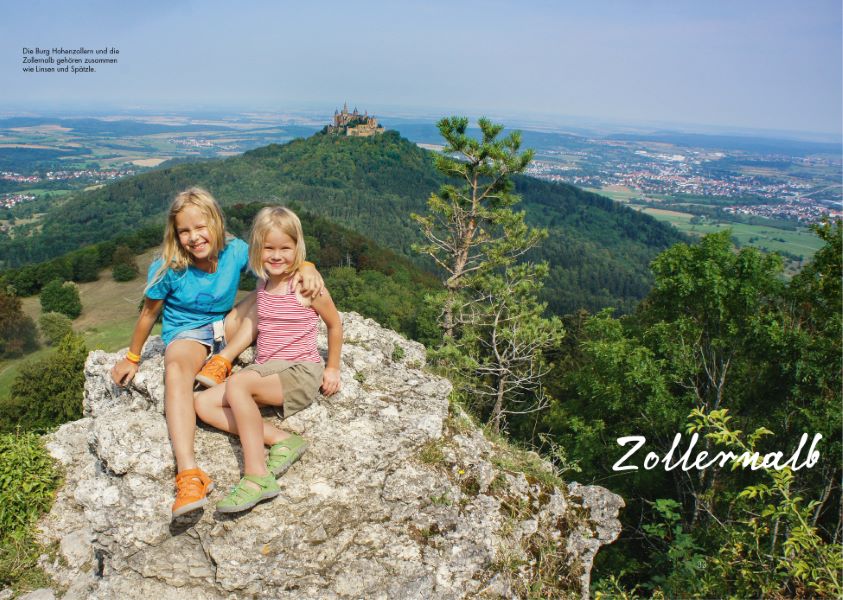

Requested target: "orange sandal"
[
  {"left": 195, "top": 355, "right": 232, "bottom": 388},
  {"left": 171, "top": 468, "right": 214, "bottom": 517}
]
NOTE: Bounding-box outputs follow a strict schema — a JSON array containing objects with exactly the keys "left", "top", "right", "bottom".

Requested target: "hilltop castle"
[{"left": 326, "top": 102, "right": 384, "bottom": 137}]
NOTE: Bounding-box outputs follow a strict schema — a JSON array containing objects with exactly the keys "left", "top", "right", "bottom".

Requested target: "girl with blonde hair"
[
  {"left": 195, "top": 206, "right": 342, "bottom": 513},
  {"left": 111, "top": 188, "right": 323, "bottom": 517}
]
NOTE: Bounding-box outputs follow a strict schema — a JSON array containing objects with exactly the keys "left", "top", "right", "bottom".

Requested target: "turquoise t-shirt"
[{"left": 145, "top": 238, "right": 249, "bottom": 344}]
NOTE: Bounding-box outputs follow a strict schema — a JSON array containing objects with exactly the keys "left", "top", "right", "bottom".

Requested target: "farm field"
[
  {"left": 633, "top": 206, "right": 824, "bottom": 259},
  {"left": 582, "top": 185, "right": 643, "bottom": 202},
  {"left": 583, "top": 185, "right": 823, "bottom": 261}
]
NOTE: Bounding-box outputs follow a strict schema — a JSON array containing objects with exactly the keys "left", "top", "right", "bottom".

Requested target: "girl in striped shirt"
[{"left": 195, "top": 206, "right": 342, "bottom": 513}]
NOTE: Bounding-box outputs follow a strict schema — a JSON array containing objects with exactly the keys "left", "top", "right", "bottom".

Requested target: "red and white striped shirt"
[{"left": 255, "top": 278, "right": 322, "bottom": 364}]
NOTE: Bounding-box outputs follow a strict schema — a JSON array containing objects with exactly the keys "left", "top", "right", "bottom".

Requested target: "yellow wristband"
[
  {"left": 126, "top": 351, "right": 141, "bottom": 364},
  {"left": 302, "top": 261, "right": 315, "bottom": 268}
]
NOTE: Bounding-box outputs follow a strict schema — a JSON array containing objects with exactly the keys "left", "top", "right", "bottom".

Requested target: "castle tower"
[{"left": 328, "top": 103, "right": 383, "bottom": 137}]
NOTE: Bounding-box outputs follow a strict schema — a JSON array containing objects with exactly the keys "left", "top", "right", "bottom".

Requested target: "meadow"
[
  {"left": 635, "top": 206, "right": 823, "bottom": 258},
  {"left": 583, "top": 185, "right": 823, "bottom": 262},
  {"left": 0, "top": 251, "right": 161, "bottom": 400}
]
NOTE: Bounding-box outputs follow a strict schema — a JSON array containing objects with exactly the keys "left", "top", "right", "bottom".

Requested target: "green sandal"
[
  {"left": 216, "top": 474, "right": 280, "bottom": 514},
  {"left": 267, "top": 434, "right": 309, "bottom": 476}
]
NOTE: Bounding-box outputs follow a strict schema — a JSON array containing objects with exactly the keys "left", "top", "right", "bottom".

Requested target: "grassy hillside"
[
  {"left": 0, "top": 130, "right": 686, "bottom": 314},
  {"left": 0, "top": 250, "right": 162, "bottom": 400}
]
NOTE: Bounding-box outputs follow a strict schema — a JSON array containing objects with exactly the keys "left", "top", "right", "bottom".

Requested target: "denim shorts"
[{"left": 169, "top": 321, "right": 227, "bottom": 354}]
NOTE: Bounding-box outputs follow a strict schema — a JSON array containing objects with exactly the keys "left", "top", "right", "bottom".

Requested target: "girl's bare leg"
[
  {"left": 163, "top": 340, "right": 208, "bottom": 472},
  {"left": 222, "top": 369, "right": 289, "bottom": 476},
  {"left": 194, "top": 378, "right": 288, "bottom": 446}
]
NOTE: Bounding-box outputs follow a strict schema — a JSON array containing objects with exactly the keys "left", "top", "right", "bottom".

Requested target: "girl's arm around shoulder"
[
  {"left": 311, "top": 289, "right": 342, "bottom": 396},
  {"left": 229, "top": 237, "right": 250, "bottom": 271},
  {"left": 111, "top": 297, "right": 164, "bottom": 387},
  {"left": 294, "top": 262, "right": 325, "bottom": 298}
]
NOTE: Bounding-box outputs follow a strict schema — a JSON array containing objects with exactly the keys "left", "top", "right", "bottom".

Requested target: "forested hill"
[{"left": 0, "top": 130, "right": 685, "bottom": 314}]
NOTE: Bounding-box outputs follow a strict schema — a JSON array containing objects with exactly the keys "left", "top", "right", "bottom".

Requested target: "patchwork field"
[
  {"left": 632, "top": 206, "right": 823, "bottom": 259},
  {"left": 582, "top": 185, "right": 643, "bottom": 202},
  {"left": 583, "top": 185, "right": 823, "bottom": 262}
]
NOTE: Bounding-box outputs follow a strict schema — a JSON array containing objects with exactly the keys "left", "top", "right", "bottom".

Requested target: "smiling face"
[
  {"left": 248, "top": 205, "right": 306, "bottom": 280},
  {"left": 174, "top": 205, "right": 215, "bottom": 265},
  {"left": 260, "top": 227, "right": 297, "bottom": 279}
]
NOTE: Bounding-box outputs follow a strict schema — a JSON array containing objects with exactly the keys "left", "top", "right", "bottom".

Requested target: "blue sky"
[{"left": 1, "top": 0, "right": 840, "bottom": 136}]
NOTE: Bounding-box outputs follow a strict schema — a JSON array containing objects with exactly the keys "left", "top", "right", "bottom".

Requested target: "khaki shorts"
[{"left": 241, "top": 360, "right": 323, "bottom": 417}]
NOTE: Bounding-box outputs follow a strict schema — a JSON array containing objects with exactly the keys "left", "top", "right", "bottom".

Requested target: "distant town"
[
  {"left": 1, "top": 168, "right": 135, "bottom": 187},
  {"left": 526, "top": 145, "right": 841, "bottom": 223},
  {"left": 167, "top": 137, "right": 239, "bottom": 151},
  {"left": 0, "top": 193, "right": 36, "bottom": 209}
]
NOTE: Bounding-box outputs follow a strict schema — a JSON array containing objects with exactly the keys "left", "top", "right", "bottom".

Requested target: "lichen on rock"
[{"left": 36, "top": 312, "right": 623, "bottom": 599}]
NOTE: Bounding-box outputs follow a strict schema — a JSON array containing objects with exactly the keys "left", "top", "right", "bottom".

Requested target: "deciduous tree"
[
  {"left": 0, "top": 289, "right": 38, "bottom": 358},
  {"left": 111, "top": 244, "right": 139, "bottom": 282},
  {"left": 39, "top": 280, "right": 82, "bottom": 319},
  {"left": 38, "top": 311, "right": 73, "bottom": 346},
  {"left": 0, "top": 333, "right": 87, "bottom": 431}
]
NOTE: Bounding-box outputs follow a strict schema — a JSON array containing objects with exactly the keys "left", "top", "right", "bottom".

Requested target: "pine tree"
[
  {"left": 413, "top": 117, "right": 562, "bottom": 432},
  {"left": 464, "top": 263, "right": 564, "bottom": 431},
  {"left": 412, "top": 117, "right": 544, "bottom": 338}
]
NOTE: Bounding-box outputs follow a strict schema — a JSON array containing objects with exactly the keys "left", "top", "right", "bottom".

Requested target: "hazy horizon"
[{"left": 0, "top": 103, "right": 839, "bottom": 145}]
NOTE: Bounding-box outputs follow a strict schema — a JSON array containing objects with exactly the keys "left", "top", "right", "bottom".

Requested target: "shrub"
[
  {"left": 0, "top": 333, "right": 87, "bottom": 432},
  {"left": 38, "top": 311, "right": 73, "bottom": 346},
  {"left": 0, "top": 290, "right": 39, "bottom": 358},
  {"left": 0, "top": 430, "right": 61, "bottom": 588},
  {"left": 111, "top": 245, "right": 139, "bottom": 282},
  {"left": 0, "top": 430, "right": 60, "bottom": 535},
  {"left": 70, "top": 247, "right": 100, "bottom": 283},
  {"left": 39, "top": 280, "right": 82, "bottom": 319},
  {"left": 112, "top": 262, "right": 139, "bottom": 282}
]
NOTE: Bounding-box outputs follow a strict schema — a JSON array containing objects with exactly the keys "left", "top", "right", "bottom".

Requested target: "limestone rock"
[
  {"left": 17, "top": 591, "right": 55, "bottom": 600},
  {"left": 37, "top": 312, "right": 623, "bottom": 599}
]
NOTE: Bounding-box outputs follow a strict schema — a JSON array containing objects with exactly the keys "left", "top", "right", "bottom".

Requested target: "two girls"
[{"left": 111, "top": 188, "right": 324, "bottom": 517}]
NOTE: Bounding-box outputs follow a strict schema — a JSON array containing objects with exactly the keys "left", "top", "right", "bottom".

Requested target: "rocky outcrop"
[{"left": 37, "top": 312, "right": 623, "bottom": 599}]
